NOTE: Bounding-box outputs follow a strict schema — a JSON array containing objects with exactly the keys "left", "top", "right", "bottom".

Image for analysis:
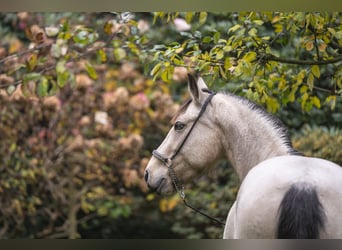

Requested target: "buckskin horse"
[{"left": 144, "top": 74, "right": 342, "bottom": 238}]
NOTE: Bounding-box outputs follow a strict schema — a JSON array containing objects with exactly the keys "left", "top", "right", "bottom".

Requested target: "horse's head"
[{"left": 144, "top": 74, "right": 223, "bottom": 195}]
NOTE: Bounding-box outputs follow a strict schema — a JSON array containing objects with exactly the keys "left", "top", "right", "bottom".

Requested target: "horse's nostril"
[{"left": 144, "top": 170, "right": 149, "bottom": 183}]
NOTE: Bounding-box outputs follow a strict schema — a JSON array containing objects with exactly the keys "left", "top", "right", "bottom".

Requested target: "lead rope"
[{"left": 167, "top": 163, "right": 225, "bottom": 226}]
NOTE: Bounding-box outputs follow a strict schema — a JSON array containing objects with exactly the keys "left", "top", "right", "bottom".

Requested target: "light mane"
[{"left": 224, "top": 92, "right": 301, "bottom": 156}]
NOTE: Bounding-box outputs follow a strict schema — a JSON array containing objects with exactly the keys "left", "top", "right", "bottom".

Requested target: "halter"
[{"left": 152, "top": 91, "right": 225, "bottom": 226}]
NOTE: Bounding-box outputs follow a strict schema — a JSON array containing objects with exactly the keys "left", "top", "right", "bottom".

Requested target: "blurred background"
[{"left": 0, "top": 12, "right": 341, "bottom": 238}]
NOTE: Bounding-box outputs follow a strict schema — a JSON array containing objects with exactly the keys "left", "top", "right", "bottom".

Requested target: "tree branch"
[{"left": 264, "top": 53, "right": 342, "bottom": 65}]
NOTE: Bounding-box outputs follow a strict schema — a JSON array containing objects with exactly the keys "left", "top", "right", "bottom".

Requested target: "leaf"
[
  {"left": 150, "top": 63, "right": 161, "bottom": 78},
  {"left": 161, "top": 66, "right": 174, "bottom": 82},
  {"left": 73, "top": 30, "right": 90, "bottom": 45},
  {"left": 253, "top": 20, "right": 264, "bottom": 26},
  {"left": 26, "top": 54, "right": 38, "bottom": 71},
  {"left": 57, "top": 71, "right": 69, "bottom": 87},
  {"left": 185, "top": 12, "right": 194, "bottom": 24},
  {"left": 199, "top": 12, "right": 207, "bottom": 25},
  {"left": 311, "top": 96, "right": 321, "bottom": 109},
  {"left": 56, "top": 60, "right": 66, "bottom": 73},
  {"left": 243, "top": 51, "right": 257, "bottom": 62},
  {"left": 180, "top": 32, "right": 193, "bottom": 38},
  {"left": 307, "top": 73, "right": 314, "bottom": 91},
  {"left": 325, "top": 95, "right": 336, "bottom": 110},
  {"left": 335, "top": 31, "right": 342, "bottom": 40},
  {"left": 311, "top": 65, "right": 320, "bottom": 78},
  {"left": 6, "top": 85, "right": 16, "bottom": 95},
  {"left": 213, "top": 32, "right": 220, "bottom": 44},
  {"left": 97, "top": 49, "right": 107, "bottom": 63},
  {"left": 114, "top": 48, "right": 127, "bottom": 61},
  {"left": 23, "top": 72, "right": 41, "bottom": 83},
  {"left": 216, "top": 50, "right": 224, "bottom": 60},
  {"left": 248, "top": 28, "right": 257, "bottom": 37},
  {"left": 229, "top": 24, "right": 241, "bottom": 33},
  {"left": 85, "top": 63, "right": 98, "bottom": 80},
  {"left": 266, "top": 96, "right": 280, "bottom": 113},
  {"left": 301, "top": 92, "right": 309, "bottom": 110},
  {"left": 37, "top": 77, "right": 49, "bottom": 97}
]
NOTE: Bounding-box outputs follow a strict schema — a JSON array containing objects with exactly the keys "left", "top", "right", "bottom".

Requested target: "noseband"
[{"left": 152, "top": 91, "right": 225, "bottom": 226}]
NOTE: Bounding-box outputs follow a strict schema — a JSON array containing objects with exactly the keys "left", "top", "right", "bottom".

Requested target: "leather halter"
[{"left": 152, "top": 91, "right": 225, "bottom": 226}]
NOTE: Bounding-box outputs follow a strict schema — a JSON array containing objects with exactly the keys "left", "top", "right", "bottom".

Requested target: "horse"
[{"left": 144, "top": 74, "right": 342, "bottom": 239}]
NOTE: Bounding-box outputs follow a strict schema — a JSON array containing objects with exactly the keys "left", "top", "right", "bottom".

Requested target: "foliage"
[
  {"left": 293, "top": 126, "right": 342, "bottom": 165},
  {"left": 0, "top": 65, "right": 179, "bottom": 238},
  {"left": 150, "top": 12, "right": 342, "bottom": 113},
  {"left": 0, "top": 12, "right": 341, "bottom": 239},
  {"left": 1, "top": 12, "right": 341, "bottom": 114}
]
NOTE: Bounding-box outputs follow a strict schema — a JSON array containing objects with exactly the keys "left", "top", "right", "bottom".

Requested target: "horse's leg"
[{"left": 223, "top": 201, "right": 236, "bottom": 239}]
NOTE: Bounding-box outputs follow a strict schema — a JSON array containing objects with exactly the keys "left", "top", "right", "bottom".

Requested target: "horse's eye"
[{"left": 174, "top": 121, "right": 186, "bottom": 131}]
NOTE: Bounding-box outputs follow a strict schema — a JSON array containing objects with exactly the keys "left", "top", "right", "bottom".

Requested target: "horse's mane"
[{"left": 225, "top": 92, "right": 302, "bottom": 156}]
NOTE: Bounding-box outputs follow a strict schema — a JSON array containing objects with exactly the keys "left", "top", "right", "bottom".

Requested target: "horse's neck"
[{"left": 214, "top": 94, "right": 292, "bottom": 181}]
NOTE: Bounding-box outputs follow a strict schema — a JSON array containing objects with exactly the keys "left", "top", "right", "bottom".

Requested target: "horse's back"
[{"left": 232, "top": 155, "right": 342, "bottom": 239}]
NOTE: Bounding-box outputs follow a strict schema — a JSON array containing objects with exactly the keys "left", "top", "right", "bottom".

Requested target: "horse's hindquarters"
[{"left": 230, "top": 156, "right": 342, "bottom": 239}]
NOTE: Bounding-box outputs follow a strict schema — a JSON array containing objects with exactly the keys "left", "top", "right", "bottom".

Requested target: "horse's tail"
[{"left": 277, "top": 184, "right": 326, "bottom": 239}]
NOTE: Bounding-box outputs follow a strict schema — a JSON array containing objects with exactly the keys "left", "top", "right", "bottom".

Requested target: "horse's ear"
[{"left": 187, "top": 74, "right": 209, "bottom": 105}]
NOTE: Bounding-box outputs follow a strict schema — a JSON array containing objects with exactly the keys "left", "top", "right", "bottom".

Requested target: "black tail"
[{"left": 277, "top": 184, "right": 326, "bottom": 239}]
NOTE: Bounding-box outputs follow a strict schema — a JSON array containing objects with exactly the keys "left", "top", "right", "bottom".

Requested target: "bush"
[
  {"left": 292, "top": 125, "right": 342, "bottom": 166},
  {"left": 0, "top": 62, "right": 181, "bottom": 238}
]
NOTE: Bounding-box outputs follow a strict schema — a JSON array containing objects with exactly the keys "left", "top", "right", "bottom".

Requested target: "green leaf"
[
  {"left": 243, "top": 52, "right": 257, "bottom": 62},
  {"left": 114, "top": 48, "right": 127, "bottom": 61},
  {"left": 311, "top": 65, "right": 320, "bottom": 78},
  {"left": 150, "top": 63, "right": 161, "bottom": 77},
  {"left": 325, "top": 95, "right": 336, "bottom": 110},
  {"left": 248, "top": 28, "right": 257, "bottom": 37},
  {"left": 27, "top": 54, "right": 38, "bottom": 71},
  {"left": 23, "top": 73, "right": 41, "bottom": 83},
  {"left": 37, "top": 77, "right": 49, "bottom": 97},
  {"left": 307, "top": 73, "right": 314, "bottom": 91},
  {"left": 266, "top": 96, "right": 280, "bottom": 113},
  {"left": 185, "top": 12, "right": 194, "bottom": 24},
  {"left": 301, "top": 92, "right": 309, "bottom": 110},
  {"left": 180, "top": 32, "right": 193, "bottom": 38},
  {"left": 57, "top": 71, "right": 69, "bottom": 87},
  {"left": 85, "top": 63, "right": 98, "bottom": 80},
  {"left": 229, "top": 24, "right": 241, "bottom": 33},
  {"left": 216, "top": 50, "right": 224, "bottom": 60},
  {"left": 253, "top": 20, "right": 264, "bottom": 25},
  {"left": 213, "top": 32, "right": 220, "bottom": 44},
  {"left": 335, "top": 30, "right": 342, "bottom": 40},
  {"left": 199, "top": 12, "right": 207, "bottom": 25},
  {"left": 161, "top": 66, "right": 174, "bottom": 82},
  {"left": 97, "top": 49, "right": 107, "bottom": 63},
  {"left": 311, "top": 96, "right": 321, "bottom": 109},
  {"left": 202, "top": 36, "right": 213, "bottom": 43},
  {"left": 56, "top": 60, "right": 66, "bottom": 73}
]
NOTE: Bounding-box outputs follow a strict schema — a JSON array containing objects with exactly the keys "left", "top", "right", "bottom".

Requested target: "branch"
[
  {"left": 0, "top": 43, "right": 52, "bottom": 66},
  {"left": 264, "top": 53, "right": 342, "bottom": 65}
]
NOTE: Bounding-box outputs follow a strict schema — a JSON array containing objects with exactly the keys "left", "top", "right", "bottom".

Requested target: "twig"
[{"left": 0, "top": 43, "right": 52, "bottom": 65}]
